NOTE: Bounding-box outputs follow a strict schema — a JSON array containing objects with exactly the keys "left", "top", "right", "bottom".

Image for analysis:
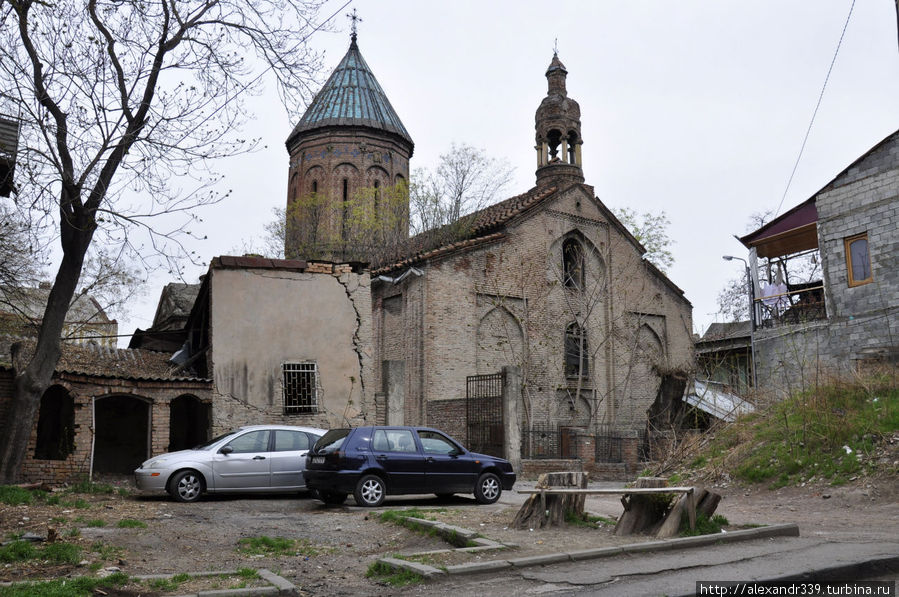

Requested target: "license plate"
[{"left": 311, "top": 457, "right": 325, "bottom": 464}]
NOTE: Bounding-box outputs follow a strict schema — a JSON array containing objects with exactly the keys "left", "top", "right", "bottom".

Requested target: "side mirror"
[{"left": 219, "top": 445, "right": 233, "bottom": 455}]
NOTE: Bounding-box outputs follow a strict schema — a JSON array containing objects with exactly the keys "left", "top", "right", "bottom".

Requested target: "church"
[
  {"left": 0, "top": 29, "right": 695, "bottom": 484},
  {"left": 283, "top": 31, "right": 694, "bottom": 475}
]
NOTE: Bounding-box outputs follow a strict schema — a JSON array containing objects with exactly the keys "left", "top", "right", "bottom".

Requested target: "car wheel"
[
  {"left": 474, "top": 472, "right": 501, "bottom": 504},
  {"left": 169, "top": 470, "right": 204, "bottom": 503},
  {"left": 320, "top": 491, "right": 347, "bottom": 505},
  {"left": 354, "top": 474, "right": 386, "bottom": 507}
]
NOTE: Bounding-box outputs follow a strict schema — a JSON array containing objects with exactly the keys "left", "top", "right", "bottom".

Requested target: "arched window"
[
  {"left": 311, "top": 180, "right": 318, "bottom": 194},
  {"left": 34, "top": 386, "right": 75, "bottom": 460},
  {"left": 562, "top": 238, "right": 584, "bottom": 289},
  {"left": 564, "top": 322, "right": 589, "bottom": 378}
]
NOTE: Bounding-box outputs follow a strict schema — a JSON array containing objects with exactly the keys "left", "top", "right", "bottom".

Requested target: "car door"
[
  {"left": 269, "top": 429, "right": 314, "bottom": 489},
  {"left": 417, "top": 430, "right": 479, "bottom": 492},
  {"left": 370, "top": 428, "right": 425, "bottom": 493},
  {"left": 211, "top": 430, "right": 271, "bottom": 490}
]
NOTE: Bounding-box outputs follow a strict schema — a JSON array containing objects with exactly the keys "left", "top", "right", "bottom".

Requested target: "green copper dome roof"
[{"left": 287, "top": 36, "right": 413, "bottom": 151}]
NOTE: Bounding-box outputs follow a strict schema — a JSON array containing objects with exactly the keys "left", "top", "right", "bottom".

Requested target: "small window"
[
  {"left": 564, "top": 322, "right": 589, "bottom": 378},
  {"left": 845, "top": 233, "right": 872, "bottom": 287},
  {"left": 311, "top": 180, "right": 318, "bottom": 194},
  {"left": 283, "top": 362, "right": 318, "bottom": 414},
  {"left": 226, "top": 430, "right": 270, "bottom": 453}
]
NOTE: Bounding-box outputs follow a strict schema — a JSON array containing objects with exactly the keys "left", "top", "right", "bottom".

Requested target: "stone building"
[
  {"left": 0, "top": 283, "right": 118, "bottom": 348},
  {"left": 284, "top": 31, "right": 413, "bottom": 262},
  {"left": 363, "top": 52, "right": 694, "bottom": 476},
  {"left": 0, "top": 256, "right": 373, "bottom": 484},
  {"left": 739, "top": 128, "right": 899, "bottom": 394},
  {"left": 175, "top": 256, "right": 374, "bottom": 433},
  {"left": 0, "top": 337, "right": 211, "bottom": 483}
]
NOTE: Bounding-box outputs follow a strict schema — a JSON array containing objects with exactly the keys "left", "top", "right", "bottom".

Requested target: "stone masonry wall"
[{"left": 372, "top": 184, "right": 695, "bottom": 470}]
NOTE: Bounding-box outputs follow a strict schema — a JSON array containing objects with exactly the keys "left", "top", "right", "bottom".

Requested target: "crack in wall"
[{"left": 333, "top": 272, "right": 368, "bottom": 413}]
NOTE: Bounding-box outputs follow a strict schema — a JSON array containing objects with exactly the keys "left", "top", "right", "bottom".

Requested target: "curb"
[
  {"left": 376, "top": 523, "right": 801, "bottom": 578},
  {"left": 133, "top": 568, "right": 297, "bottom": 597}
]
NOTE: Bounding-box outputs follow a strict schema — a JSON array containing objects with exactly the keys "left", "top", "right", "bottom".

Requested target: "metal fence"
[{"left": 520, "top": 424, "right": 629, "bottom": 462}]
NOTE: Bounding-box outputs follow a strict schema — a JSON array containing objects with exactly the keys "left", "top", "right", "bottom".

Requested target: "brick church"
[{"left": 284, "top": 32, "right": 694, "bottom": 474}]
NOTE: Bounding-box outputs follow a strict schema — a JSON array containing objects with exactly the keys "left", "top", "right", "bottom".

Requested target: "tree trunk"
[
  {"left": 512, "top": 471, "right": 588, "bottom": 529},
  {"left": 613, "top": 477, "right": 671, "bottom": 536},
  {"left": 0, "top": 223, "right": 91, "bottom": 484}
]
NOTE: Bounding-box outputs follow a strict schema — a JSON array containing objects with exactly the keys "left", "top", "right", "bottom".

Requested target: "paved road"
[{"left": 420, "top": 480, "right": 899, "bottom": 597}]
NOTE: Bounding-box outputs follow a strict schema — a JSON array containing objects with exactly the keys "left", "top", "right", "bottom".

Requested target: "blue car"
[{"left": 303, "top": 426, "right": 516, "bottom": 507}]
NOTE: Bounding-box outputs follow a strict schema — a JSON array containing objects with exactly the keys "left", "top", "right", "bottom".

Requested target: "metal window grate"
[{"left": 283, "top": 363, "right": 317, "bottom": 414}]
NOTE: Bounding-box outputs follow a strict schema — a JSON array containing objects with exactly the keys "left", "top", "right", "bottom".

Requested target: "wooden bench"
[{"left": 518, "top": 486, "right": 697, "bottom": 530}]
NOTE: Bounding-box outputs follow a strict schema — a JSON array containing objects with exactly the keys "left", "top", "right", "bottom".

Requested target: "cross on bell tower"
[{"left": 534, "top": 47, "right": 584, "bottom": 187}]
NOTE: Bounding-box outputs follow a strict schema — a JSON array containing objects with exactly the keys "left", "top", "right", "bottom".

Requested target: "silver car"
[{"left": 134, "top": 425, "right": 326, "bottom": 502}]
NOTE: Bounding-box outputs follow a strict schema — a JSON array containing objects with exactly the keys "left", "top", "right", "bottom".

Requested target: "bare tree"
[
  {"left": 410, "top": 143, "right": 514, "bottom": 236},
  {"left": 0, "top": 0, "right": 329, "bottom": 483}
]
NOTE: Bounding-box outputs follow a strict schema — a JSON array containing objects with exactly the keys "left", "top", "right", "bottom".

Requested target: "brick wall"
[{"left": 372, "top": 184, "right": 695, "bottom": 469}]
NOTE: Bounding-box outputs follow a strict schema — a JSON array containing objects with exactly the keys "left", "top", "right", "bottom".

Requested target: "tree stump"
[
  {"left": 512, "top": 471, "right": 587, "bottom": 529},
  {"left": 613, "top": 477, "right": 672, "bottom": 536}
]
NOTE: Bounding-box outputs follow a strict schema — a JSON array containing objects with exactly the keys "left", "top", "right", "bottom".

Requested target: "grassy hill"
[{"left": 655, "top": 372, "right": 899, "bottom": 489}]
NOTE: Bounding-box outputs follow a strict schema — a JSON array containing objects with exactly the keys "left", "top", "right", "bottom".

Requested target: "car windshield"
[
  {"left": 312, "top": 429, "right": 350, "bottom": 454},
  {"left": 191, "top": 430, "right": 239, "bottom": 451}
]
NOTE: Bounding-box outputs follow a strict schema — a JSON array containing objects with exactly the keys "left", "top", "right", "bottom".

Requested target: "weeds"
[
  {"left": 116, "top": 519, "right": 147, "bottom": 529},
  {"left": 0, "top": 572, "right": 129, "bottom": 597},
  {"left": 0, "top": 486, "right": 33, "bottom": 506},
  {"left": 679, "top": 513, "right": 729, "bottom": 537},
  {"left": 685, "top": 375, "right": 898, "bottom": 487},
  {"left": 564, "top": 510, "right": 616, "bottom": 528},
  {"left": 365, "top": 561, "right": 424, "bottom": 586},
  {"left": 237, "top": 536, "right": 333, "bottom": 557},
  {"left": 0, "top": 540, "right": 81, "bottom": 565}
]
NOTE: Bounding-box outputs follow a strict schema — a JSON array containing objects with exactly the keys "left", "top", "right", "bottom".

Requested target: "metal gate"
[{"left": 465, "top": 372, "right": 505, "bottom": 458}]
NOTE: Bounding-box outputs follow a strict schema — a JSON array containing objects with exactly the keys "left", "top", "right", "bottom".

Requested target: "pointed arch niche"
[
  {"left": 550, "top": 230, "right": 606, "bottom": 292},
  {"left": 476, "top": 305, "right": 523, "bottom": 375}
]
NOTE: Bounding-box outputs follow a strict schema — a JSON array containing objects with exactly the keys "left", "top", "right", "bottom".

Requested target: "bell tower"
[
  {"left": 534, "top": 51, "right": 584, "bottom": 187},
  {"left": 284, "top": 16, "right": 414, "bottom": 262}
]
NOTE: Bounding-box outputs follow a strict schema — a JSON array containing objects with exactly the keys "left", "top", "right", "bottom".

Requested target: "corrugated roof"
[
  {"left": 0, "top": 335, "right": 208, "bottom": 382},
  {"left": 286, "top": 36, "right": 412, "bottom": 149}
]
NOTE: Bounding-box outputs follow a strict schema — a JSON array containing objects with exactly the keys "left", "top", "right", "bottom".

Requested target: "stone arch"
[
  {"left": 476, "top": 306, "right": 523, "bottom": 375},
  {"left": 93, "top": 394, "right": 151, "bottom": 475},
  {"left": 637, "top": 323, "right": 664, "bottom": 365},
  {"left": 303, "top": 165, "right": 325, "bottom": 195},
  {"left": 549, "top": 230, "right": 606, "bottom": 289},
  {"left": 168, "top": 394, "right": 211, "bottom": 452},
  {"left": 34, "top": 385, "right": 76, "bottom": 461}
]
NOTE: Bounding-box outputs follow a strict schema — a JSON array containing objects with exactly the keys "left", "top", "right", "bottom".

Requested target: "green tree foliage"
[{"left": 611, "top": 207, "right": 675, "bottom": 272}]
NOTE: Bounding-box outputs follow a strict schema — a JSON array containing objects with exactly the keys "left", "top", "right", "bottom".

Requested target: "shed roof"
[{"left": 0, "top": 335, "right": 207, "bottom": 382}]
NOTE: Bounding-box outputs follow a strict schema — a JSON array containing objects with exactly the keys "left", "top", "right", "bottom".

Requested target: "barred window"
[{"left": 283, "top": 362, "right": 317, "bottom": 414}]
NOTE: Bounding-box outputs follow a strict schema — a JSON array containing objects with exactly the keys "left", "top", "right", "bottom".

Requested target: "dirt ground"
[{"left": 1, "top": 476, "right": 897, "bottom": 596}]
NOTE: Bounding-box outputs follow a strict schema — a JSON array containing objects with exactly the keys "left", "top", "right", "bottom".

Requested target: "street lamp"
[{"left": 722, "top": 255, "right": 752, "bottom": 325}]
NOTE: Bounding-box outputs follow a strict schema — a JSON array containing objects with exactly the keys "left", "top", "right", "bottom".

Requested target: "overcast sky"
[{"left": 118, "top": 0, "right": 899, "bottom": 345}]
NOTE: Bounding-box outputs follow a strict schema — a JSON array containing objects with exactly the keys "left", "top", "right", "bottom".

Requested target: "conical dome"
[{"left": 287, "top": 36, "right": 413, "bottom": 152}]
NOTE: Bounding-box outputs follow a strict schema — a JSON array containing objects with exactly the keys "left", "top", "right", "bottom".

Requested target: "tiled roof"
[
  {"left": 0, "top": 335, "right": 208, "bottom": 382},
  {"left": 286, "top": 36, "right": 412, "bottom": 148},
  {"left": 0, "top": 285, "right": 113, "bottom": 324},
  {"left": 372, "top": 185, "right": 558, "bottom": 274}
]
